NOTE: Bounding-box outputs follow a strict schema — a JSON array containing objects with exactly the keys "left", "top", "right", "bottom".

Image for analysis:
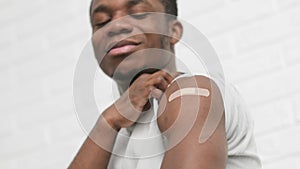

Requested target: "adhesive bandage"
[{"left": 168, "top": 88, "right": 210, "bottom": 102}]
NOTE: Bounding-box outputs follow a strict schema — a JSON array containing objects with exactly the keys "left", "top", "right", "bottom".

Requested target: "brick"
[
  {"left": 12, "top": 137, "right": 83, "bottom": 169},
  {"left": 0, "top": 0, "right": 47, "bottom": 26},
  {"left": 236, "top": 62, "right": 300, "bottom": 106},
  {"left": 0, "top": 67, "right": 18, "bottom": 94},
  {"left": 250, "top": 98, "right": 294, "bottom": 135},
  {"left": 223, "top": 44, "right": 283, "bottom": 83},
  {"left": 236, "top": 70, "right": 287, "bottom": 106},
  {"left": 46, "top": 23, "right": 89, "bottom": 51},
  {"left": 210, "top": 33, "right": 236, "bottom": 61},
  {"left": 0, "top": 113, "right": 16, "bottom": 138},
  {"left": 263, "top": 155, "right": 300, "bottom": 169},
  {"left": 0, "top": 78, "right": 46, "bottom": 111},
  {"left": 0, "top": 46, "right": 17, "bottom": 69},
  {"left": 175, "top": 41, "right": 210, "bottom": 75},
  {"left": 291, "top": 93, "right": 300, "bottom": 122},
  {"left": 0, "top": 4, "right": 20, "bottom": 26},
  {"left": 12, "top": 124, "right": 84, "bottom": 169},
  {"left": 16, "top": 57, "right": 57, "bottom": 82},
  {"left": 43, "top": 67, "right": 74, "bottom": 96},
  {"left": 14, "top": 2, "right": 89, "bottom": 44},
  {"left": 0, "top": 127, "right": 48, "bottom": 159},
  {"left": 281, "top": 35, "right": 300, "bottom": 65},
  {"left": 14, "top": 148, "right": 49, "bottom": 169},
  {"left": 281, "top": 64, "right": 300, "bottom": 94},
  {"left": 256, "top": 125, "right": 300, "bottom": 161},
  {"left": 94, "top": 69, "right": 118, "bottom": 106},
  {"left": 11, "top": 92, "right": 74, "bottom": 131},
  {"left": 8, "top": 34, "right": 49, "bottom": 66},
  {"left": 44, "top": 114, "right": 85, "bottom": 144},
  {"left": 45, "top": 0, "right": 83, "bottom": 13},
  {"left": 234, "top": 6, "right": 300, "bottom": 52},
  {"left": 15, "top": 46, "right": 77, "bottom": 83},
  {"left": 12, "top": 8, "right": 87, "bottom": 51},
  {"left": 0, "top": 24, "right": 18, "bottom": 50},
  {"left": 189, "top": 0, "right": 274, "bottom": 36},
  {"left": 0, "top": 159, "right": 14, "bottom": 169},
  {"left": 276, "top": 0, "right": 300, "bottom": 10},
  {"left": 0, "top": 0, "right": 93, "bottom": 167},
  {"left": 14, "top": 5, "right": 70, "bottom": 41},
  {"left": 178, "top": 0, "right": 225, "bottom": 19},
  {"left": 42, "top": 138, "right": 86, "bottom": 169},
  {"left": 0, "top": 0, "right": 10, "bottom": 9}
]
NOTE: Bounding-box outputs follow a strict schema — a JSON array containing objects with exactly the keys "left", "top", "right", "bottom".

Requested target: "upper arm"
[{"left": 157, "top": 75, "right": 227, "bottom": 169}]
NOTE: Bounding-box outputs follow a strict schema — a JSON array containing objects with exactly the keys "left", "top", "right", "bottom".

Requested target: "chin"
[
  {"left": 112, "top": 66, "right": 142, "bottom": 81},
  {"left": 111, "top": 65, "right": 160, "bottom": 83}
]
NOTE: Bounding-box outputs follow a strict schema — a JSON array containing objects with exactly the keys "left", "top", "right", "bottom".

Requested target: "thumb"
[{"left": 150, "top": 88, "right": 163, "bottom": 100}]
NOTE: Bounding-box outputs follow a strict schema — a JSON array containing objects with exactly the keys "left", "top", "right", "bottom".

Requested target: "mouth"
[{"left": 106, "top": 40, "right": 141, "bottom": 56}]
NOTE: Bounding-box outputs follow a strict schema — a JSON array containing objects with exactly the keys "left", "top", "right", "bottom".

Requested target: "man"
[{"left": 69, "top": 0, "right": 262, "bottom": 168}]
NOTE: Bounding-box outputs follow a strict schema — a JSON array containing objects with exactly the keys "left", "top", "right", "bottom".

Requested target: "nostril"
[
  {"left": 107, "top": 19, "right": 134, "bottom": 37},
  {"left": 120, "top": 28, "right": 131, "bottom": 34},
  {"left": 108, "top": 28, "right": 132, "bottom": 37},
  {"left": 108, "top": 31, "right": 115, "bottom": 37}
]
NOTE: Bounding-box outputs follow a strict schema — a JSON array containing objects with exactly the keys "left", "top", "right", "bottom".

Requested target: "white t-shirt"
[{"left": 107, "top": 73, "right": 262, "bottom": 169}]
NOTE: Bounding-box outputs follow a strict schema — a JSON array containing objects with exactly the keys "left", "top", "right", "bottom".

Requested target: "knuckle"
[
  {"left": 157, "top": 76, "right": 163, "bottom": 82},
  {"left": 139, "top": 74, "right": 149, "bottom": 79},
  {"left": 144, "top": 81, "right": 151, "bottom": 88},
  {"left": 161, "top": 71, "right": 167, "bottom": 76}
]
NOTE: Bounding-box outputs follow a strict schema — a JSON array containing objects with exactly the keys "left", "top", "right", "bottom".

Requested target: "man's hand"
[{"left": 103, "top": 70, "right": 174, "bottom": 130}]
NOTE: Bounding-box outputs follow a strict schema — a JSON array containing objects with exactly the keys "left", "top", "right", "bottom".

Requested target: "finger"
[
  {"left": 130, "top": 73, "right": 150, "bottom": 86},
  {"left": 155, "top": 76, "right": 169, "bottom": 91},
  {"left": 161, "top": 71, "right": 174, "bottom": 84},
  {"left": 150, "top": 88, "right": 163, "bottom": 100},
  {"left": 151, "top": 70, "right": 174, "bottom": 84},
  {"left": 147, "top": 76, "right": 167, "bottom": 91},
  {"left": 146, "top": 74, "right": 172, "bottom": 92}
]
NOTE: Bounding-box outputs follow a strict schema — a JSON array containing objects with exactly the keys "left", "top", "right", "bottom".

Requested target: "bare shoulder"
[
  {"left": 165, "top": 75, "right": 213, "bottom": 94},
  {"left": 157, "top": 75, "right": 223, "bottom": 132},
  {"left": 157, "top": 75, "right": 227, "bottom": 169}
]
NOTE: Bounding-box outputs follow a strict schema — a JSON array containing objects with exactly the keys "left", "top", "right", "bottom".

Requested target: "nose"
[{"left": 107, "top": 18, "right": 134, "bottom": 37}]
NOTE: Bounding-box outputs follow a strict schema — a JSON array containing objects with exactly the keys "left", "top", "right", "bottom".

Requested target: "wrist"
[{"left": 102, "top": 106, "right": 121, "bottom": 131}]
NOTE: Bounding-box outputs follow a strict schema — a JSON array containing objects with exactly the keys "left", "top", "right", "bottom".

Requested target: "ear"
[{"left": 169, "top": 20, "right": 183, "bottom": 45}]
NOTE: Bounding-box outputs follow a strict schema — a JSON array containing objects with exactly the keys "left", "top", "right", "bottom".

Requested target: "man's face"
[{"left": 90, "top": 0, "right": 175, "bottom": 80}]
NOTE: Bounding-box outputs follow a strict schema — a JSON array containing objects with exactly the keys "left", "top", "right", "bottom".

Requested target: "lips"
[{"left": 106, "top": 40, "right": 141, "bottom": 56}]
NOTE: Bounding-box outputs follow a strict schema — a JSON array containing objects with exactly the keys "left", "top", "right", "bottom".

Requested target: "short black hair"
[
  {"left": 160, "top": 0, "right": 178, "bottom": 17},
  {"left": 89, "top": 0, "right": 178, "bottom": 19}
]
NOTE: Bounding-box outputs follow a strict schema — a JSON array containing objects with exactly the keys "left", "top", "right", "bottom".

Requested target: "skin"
[{"left": 69, "top": 0, "right": 227, "bottom": 168}]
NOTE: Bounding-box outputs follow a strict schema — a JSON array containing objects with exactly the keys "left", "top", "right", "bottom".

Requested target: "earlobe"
[{"left": 170, "top": 21, "right": 183, "bottom": 45}]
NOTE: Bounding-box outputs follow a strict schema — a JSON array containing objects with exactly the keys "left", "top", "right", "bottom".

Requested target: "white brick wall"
[{"left": 1, "top": 0, "right": 300, "bottom": 168}]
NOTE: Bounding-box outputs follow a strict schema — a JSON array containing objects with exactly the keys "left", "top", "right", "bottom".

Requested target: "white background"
[{"left": 1, "top": 0, "right": 300, "bottom": 168}]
